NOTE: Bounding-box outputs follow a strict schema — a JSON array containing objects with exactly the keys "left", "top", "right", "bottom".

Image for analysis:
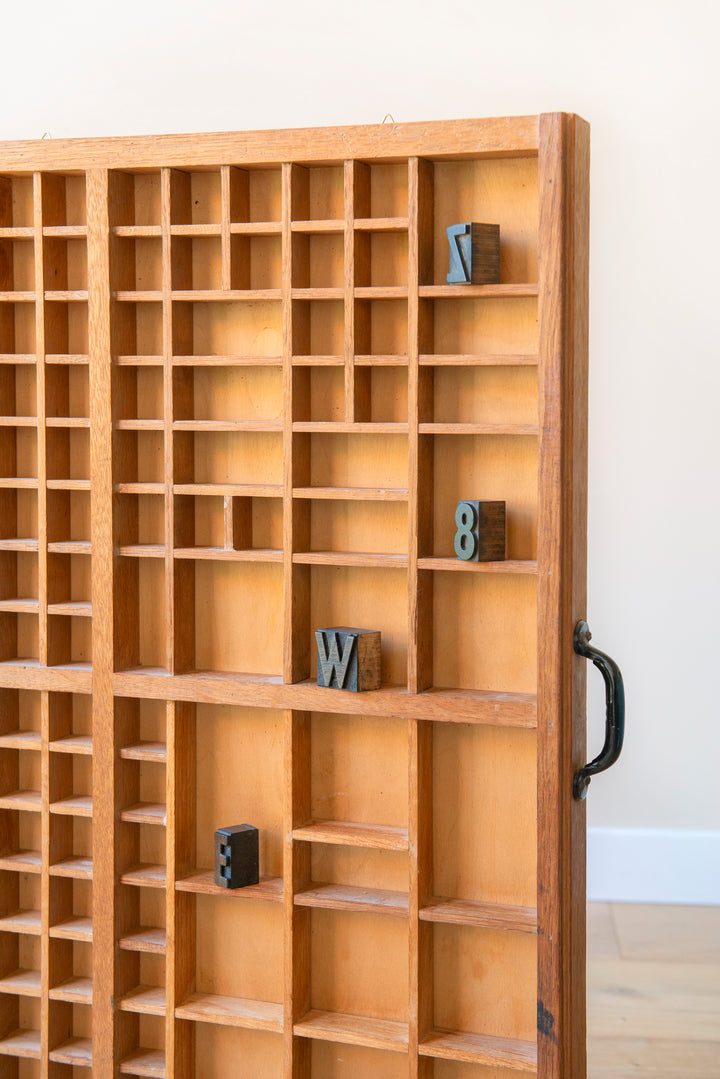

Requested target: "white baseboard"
[{"left": 587, "top": 827, "right": 720, "bottom": 905}]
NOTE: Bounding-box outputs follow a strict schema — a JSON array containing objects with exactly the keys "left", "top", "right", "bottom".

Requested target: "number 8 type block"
[
  {"left": 316, "top": 627, "right": 382, "bottom": 692},
  {"left": 454, "top": 500, "right": 506, "bottom": 561}
]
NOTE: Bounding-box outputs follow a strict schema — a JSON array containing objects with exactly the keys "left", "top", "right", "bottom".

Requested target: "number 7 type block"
[{"left": 315, "top": 627, "right": 382, "bottom": 692}]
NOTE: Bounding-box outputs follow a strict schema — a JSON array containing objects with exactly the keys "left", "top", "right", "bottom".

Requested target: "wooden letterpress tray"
[{"left": 0, "top": 113, "right": 589, "bottom": 1078}]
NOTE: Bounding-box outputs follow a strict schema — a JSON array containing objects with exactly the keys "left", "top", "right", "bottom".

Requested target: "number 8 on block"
[{"left": 454, "top": 500, "right": 506, "bottom": 562}]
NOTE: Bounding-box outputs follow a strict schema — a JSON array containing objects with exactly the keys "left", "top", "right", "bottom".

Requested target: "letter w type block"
[{"left": 315, "top": 627, "right": 381, "bottom": 692}]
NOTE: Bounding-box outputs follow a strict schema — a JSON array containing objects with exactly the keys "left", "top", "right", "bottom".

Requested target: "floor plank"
[
  {"left": 611, "top": 903, "right": 720, "bottom": 964},
  {"left": 587, "top": 1037, "right": 720, "bottom": 1078}
]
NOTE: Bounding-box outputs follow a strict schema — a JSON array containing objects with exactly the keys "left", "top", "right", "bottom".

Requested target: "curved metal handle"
[{"left": 573, "top": 620, "right": 625, "bottom": 800}]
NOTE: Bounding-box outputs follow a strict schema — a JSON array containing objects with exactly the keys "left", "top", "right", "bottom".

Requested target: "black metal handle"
[{"left": 573, "top": 620, "right": 625, "bottom": 800}]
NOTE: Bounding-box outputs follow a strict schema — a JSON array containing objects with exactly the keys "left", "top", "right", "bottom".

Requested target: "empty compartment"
[
  {"left": 0, "top": 869, "right": 41, "bottom": 934},
  {"left": 48, "top": 692, "right": 92, "bottom": 753},
  {"left": 0, "top": 302, "right": 35, "bottom": 355},
  {"left": 433, "top": 574, "right": 537, "bottom": 693},
  {"left": 47, "top": 489, "right": 90, "bottom": 545},
  {"left": 49, "top": 815, "right": 92, "bottom": 879},
  {"left": 46, "top": 427, "right": 89, "bottom": 482},
  {"left": 355, "top": 230, "right": 408, "bottom": 288},
  {"left": 180, "top": 300, "right": 282, "bottom": 359},
  {"left": 190, "top": 562, "right": 283, "bottom": 674},
  {"left": 309, "top": 432, "right": 408, "bottom": 491},
  {"left": 308, "top": 909, "right": 409, "bottom": 1023},
  {"left": 308, "top": 498, "right": 407, "bottom": 556},
  {"left": 0, "top": 426, "right": 36, "bottom": 479},
  {"left": 171, "top": 170, "right": 222, "bottom": 225},
  {"left": 172, "top": 235, "right": 222, "bottom": 291},
  {"left": 292, "top": 232, "right": 343, "bottom": 289},
  {"left": 46, "top": 363, "right": 88, "bottom": 419},
  {"left": 433, "top": 724, "right": 536, "bottom": 909},
  {"left": 49, "top": 877, "right": 92, "bottom": 938},
  {"left": 231, "top": 234, "right": 282, "bottom": 290},
  {"left": 227, "top": 166, "right": 282, "bottom": 224},
  {"left": 432, "top": 365, "right": 538, "bottom": 426},
  {"left": 0, "top": 239, "right": 34, "bottom": 291},
  {"left": 40, "top": 174, "right": 86, "bottom": 228},
  {"left": 354, "top": 298, "right": 408, "bottom": 357},
  {"left": 178, "top": 365, "right": 283, "bottom": 423},
  {"left": 193, "top": 1026, "right": 283, "bottom": 1079},
  {"left": 115, "top": 430, "right": 164, "bottom": 485},
  {"left": 114, "top": 363, "right": 163, "bottom": 422},
  {"left": 292, "top": 298, "right": 344, "bottom": 357},
  {"left": 0, "top": 488, "right": 37, "bottom": 544},
  {"left": 191, "top": 897, "right": 283, "bottom": 1005},
  {"left": 49, "top": 751, "right": 92, "bottom": 815},
  {"left": 113, "top": 236, "right": 163, "bottom": 291},
  {"left": 44, "top": 301, "right": 88, "bottom": 356},
  {"left": 295, "top": 166, "right": 344, "bottom": 222},
  {"left": 0, "top": 176, "right": 34, "bottom": 227},
  {"left": 113, "top": 301, "right": 163, "bottom": 358},
  {"left": 429, "top": 297, "right": 538, "bottom": 358},
  {"left": 43, "top": 237, "right": 87, "bottom": 291},
  {"left": 432, "top": 923, "right": 537, "bottom": 1044},
  {"left": 179, "top": 430, "right": 282, "bottom": 487},
  {"left": 48, "top": 938, "right": 92, "bottom": 1003},
  {"left": 109, "top": 172, "right": 162, "bottom": 227},
  {"left": 431, "top": 157, "right": 538, "bottom": 286}
]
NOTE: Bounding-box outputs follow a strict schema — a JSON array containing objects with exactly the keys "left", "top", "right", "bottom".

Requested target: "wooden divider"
[{"left": 0, "top": 114, "right": 589, "bottom": 1078}]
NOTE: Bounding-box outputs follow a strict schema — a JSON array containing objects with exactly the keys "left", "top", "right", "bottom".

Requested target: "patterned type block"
[{"left": 214, "top": 824, "right": 259, "bottom": 889}]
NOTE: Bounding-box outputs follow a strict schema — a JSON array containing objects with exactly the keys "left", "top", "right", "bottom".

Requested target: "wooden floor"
[{"left": 587, "top": 902, "right": 720, "bottom": 1078}]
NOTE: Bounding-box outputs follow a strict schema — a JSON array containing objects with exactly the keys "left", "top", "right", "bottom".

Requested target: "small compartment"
[
  {"left": 298, "top": 366, "right": 344, "bottom": 422},
  {"left": 354, "top": 298, "right": 408, "bottom": 357},
  {"left": 194, "top": 704, "right": 284, "bottom": 878},
  {"left": 47, "top": 1000, "right": 92, "bottom": 1070},
  {"left": 120, "top": 748, "right": 166, "bottom": 832},
  {"left": 49, "top": 815, "right": 92, "bottom": 879},
  {"left": 113, "top": 236, "right": 163, "bottom": 291},
  {"left": 0, "top": 239, "right": 34, "bottom": 291},
  {"left": 432, "top": 365, "right": 538, "bottom": 426},
  {"left": 192, "top": 1026, "right": 282, "bottom": 1079},
  {"left": 428, "top": 297, "right": 538, "bottom": 357},
  {"left": 310, "top": 712, "right": 408, "bottom": 829},
  {"left": 134, "top": 560, "right": 167, "bottom": 669},
  {"left": 40, "top": 174, "right": 87, "bottom": 228},
  {"left": 432, "top": 923, "right": 537, "bottom": 1043},
  {"left": 295, "top": 166, "right": 344, "bottom": 222},
  {"left": 48, "top": 938, "right": 92, "bottom": 1003},
  {"left": 0, "top": 302, "right": 35, "bottom": 355},
  {"left": 308, "top": 498, "right": 407, "bottom": 556},
  {"left": 47, "top": 551, "right": 91, "bottom": 606},
  {"left": 431, "top": 157, "right": 538, "bottom": 286},
  {"left": 192, "top": 897, "right": 283, "bottom": 1003},
  {"left": 0, "top": 175, "right": 34, "bottom": 227},
  {"left": 433, "top": 725, "right": 536, "bottom": 908},
  {"left": 177, "top": 365, "right": 283, "bottom": 423},
  {"left": 231, "top": 234, "right": 282, "bottom": 290},
  {"left": 0, "top": 742, "right": 41, "bottom": 807},
  {"left": 45, "top": 363, "right": 88, "bottom": 419},
  {"left": 178, "top": 430, "right": 282, "bottom": 486},
  {"left": 49, "top": 751, "right": 92, "bottom": 815},
  {"left": 0, "top": 364, "right": 36, "bottom": 418},
  {"left": 310, "top": 1041, "right": 408, "bottom": 1078},
  {"left": 362, "top": 163, "right": 409, "bottom": 219},
  {"left": 0, "top": 426, "right": 37, "bottom": 478},
  {"left": 310, "top": 565, "right": 407, "bottom": 686},
  {"left": 292, "top": 231, "right": 343, "bottom": 288},
  {"left": 309, "top": 432, "right": 408, "bottom": 490},
  {"left": 117, "top": 492, "right": 165, "bottom": 548},
  {"left": 189, "top": 562, "right": 283, "bottom": 674},
  {"left": 171, "top": 170, "right": 222, "bottom": 225},
  {"left": 0, "top": 689, "right": 41, "bottom": 745},
  {"left": 110, "top": 172, "right": 162, "bottom": 227},
  {"left": 47, "top": 612, "right": 91, "bottom": 666},
  {"left": 309, "top": 909, "right": 408, "bottom": 1021},
  {"left": 179, "top": 299, "right": 282, "bottom": 359},
  {"left": 47, "top": 489, "right": 90, "bottom": 545},
  {"left": 0, "top": 550, "right": 38, "bottom": 604},
  {"left": 433, "top": 574, "right": 537, "bottom": 693},
  {"left": 118, "top": 1013, "right": 165, "bottom": 1078},
  {"left": 354, "top": 230, "right": 408, "bottom": 288},
  {"left": 48, "top": 691, "right": 92, "bottom": 753},
  {"left": 172, "top": 235, "right": 222, "bottom": 291},
  {"left": 113, "top": 301, "right": 163, "bottom": 358},
  {"left": 44, "top": 300, "right": 88, "bottom": 356},
  {"left": 49, "top": 877, "right": 92, "bottom": 937},
  {"left": 115, "top": 429, "right": 164, "bottom": 484},
  {"left": 0, "top": 933, "right": 41, "bottom": 996},
  {"left": 0, "top": 869, "right": 41, "bottom": 932},
  {"left": 230, "top": 166, "right": 282, "bottom": 224},
  {"left": 43, "top": 237, "right": 87, "bottom": 291},
  {"left": 0, "top": 487, "right": 37, "bottom": 544},
  {"left": 114, "top": 363, "right": 163, "bottom": 422},
  {"left": 359, "top": 365, "right": 407, "bottom": 423},
  {"left": 46, "top": 427, "right": 90, "bottom": 481},
  {"left": 432, "top": 433, "right": 538, "bottom": 560},
  {"left": 292, "top": 299, "right": 344, "bottom": 357}
]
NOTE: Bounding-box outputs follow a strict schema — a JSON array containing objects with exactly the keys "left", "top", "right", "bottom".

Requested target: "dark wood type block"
[
  {"left": 214, "top": 824, "right": 260, "bottom": 888},
  {"left": 315, "top": 627, "right": 381, "bottom": 692},
  {"left": 446, "top": 221, "right": 500, "bottom": 284},
  {"left": 454, "top": 500, "right": 506, "bottom": 561}
]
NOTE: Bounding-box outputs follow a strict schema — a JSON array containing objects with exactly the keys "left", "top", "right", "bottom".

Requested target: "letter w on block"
[{"left": 316, "top": 630, "right": 357, "bottom": 690}]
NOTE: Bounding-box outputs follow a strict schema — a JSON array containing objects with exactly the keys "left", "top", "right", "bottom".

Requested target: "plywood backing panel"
[{"left": 0, "top": 114, "right": 588, "bottom": 1078}]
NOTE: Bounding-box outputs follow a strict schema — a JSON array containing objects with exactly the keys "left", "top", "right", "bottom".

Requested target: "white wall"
[{"left": 3, "top": 0, "right": 718, "bottom": 902}]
